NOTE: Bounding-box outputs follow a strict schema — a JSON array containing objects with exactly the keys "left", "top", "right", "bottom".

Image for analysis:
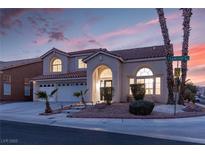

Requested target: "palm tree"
[
  {"left": 36, "top": 89, "right": 58, "bottom": 113},
  {"left": 156, "top": 8, "right": 174, "bottom": 104},
  {"left": 178, "top": 8, "right": 192, "bottom": 104},
  {"left": 73, "top": 89, "right": 88, "bottom": 107}
]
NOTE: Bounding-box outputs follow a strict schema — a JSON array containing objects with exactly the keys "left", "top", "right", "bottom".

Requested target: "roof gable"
[
  {"left": 83, "top": 50, "right": 124, "bottom": 63},
  {"left": 40, "top": 48, "right": 69, "bottom": 59}
]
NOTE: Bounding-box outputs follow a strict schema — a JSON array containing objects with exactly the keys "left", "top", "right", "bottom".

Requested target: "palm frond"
[
  {"left": 35, "top": 91, "right": 48, "bottom": 100},
  {"left": 73, "top": 92, "right": 81, "bottom": 97},
  {"left": 84, "top": 89, "right": 88, "bottom": 95},
  {"left": 49, "top": 88, "right": 58, "bottom": 97}
]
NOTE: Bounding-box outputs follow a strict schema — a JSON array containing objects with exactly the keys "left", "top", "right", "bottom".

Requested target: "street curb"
[{"left": 1, "top": 115, "right": 205, "bottom": 144}]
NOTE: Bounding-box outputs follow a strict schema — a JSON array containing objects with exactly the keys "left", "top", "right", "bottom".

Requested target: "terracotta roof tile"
[
  {"left": 68, "top": 48, "right": 107, "bottom": 55},
  {"left": 111, "top": 45, "right": 167, "bottom": 60},
  {"left": 33, "top": 71, "right": 86, "bottom": 80}
]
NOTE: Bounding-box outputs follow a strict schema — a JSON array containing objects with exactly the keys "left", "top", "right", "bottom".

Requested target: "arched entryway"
[{"left": 92, "top": 65, "right": 113, "bottom": 103}]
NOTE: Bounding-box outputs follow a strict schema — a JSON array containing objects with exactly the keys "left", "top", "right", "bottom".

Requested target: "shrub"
[
  {"left": 129, "top": 100, "right": 155, "bottom": 115},
  {"left": 130, "top": 84, "right": 145, "bottom": 101},
  {"left": 103, "top": 87, "right": 114, "bottom": 105},
  {"left": 183, "top": 82, "right": 197, "bottom": 103}
]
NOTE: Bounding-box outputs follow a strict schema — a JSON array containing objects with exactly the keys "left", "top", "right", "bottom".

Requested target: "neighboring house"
[
  {"left": 0, "top": 58, "right": 43, "bottom": 102},
  {"left": 197, "top": 86, "right": 205, "bottom": 97},
  {"left": 33, "top": 45, "right": 169, "bottom": 103}
]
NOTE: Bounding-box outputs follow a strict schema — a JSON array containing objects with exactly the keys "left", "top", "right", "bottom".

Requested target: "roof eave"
[
  {"left": 40, "top": 48, "right": 69, "bottom": 59},
  {"left": 83, "top": 51, "right": 124, "bottom": 63}
]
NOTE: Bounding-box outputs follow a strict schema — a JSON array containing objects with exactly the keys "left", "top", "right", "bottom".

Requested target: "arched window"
[
  {"left": 136, "top": 68, "right": 153, "bottom": 76},
  {"left": 51, "top": 58, "right": 62, "bottom": 72},
  {"left": 129, "top": 67, "right": 161, "bottom": 95},
  {"left": 136, "top": 68, "right": 154, "bottom": 95},
  {"left": 100, "top": 68, "right": 112, "bottom": 78}
]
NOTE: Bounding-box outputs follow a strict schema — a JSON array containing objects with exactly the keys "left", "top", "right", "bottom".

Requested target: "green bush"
[
  {"left": 183, "top": 82, "right": 197, "bottom": 103},
  {"left": 130, "top": 84, "right": 145, "bottom": 101},
  {"left": 103, "top": 87, "right": 114, "bottom": 105},
  {"left": 129, "top": 100, "right": 155, "bottom": 115}
]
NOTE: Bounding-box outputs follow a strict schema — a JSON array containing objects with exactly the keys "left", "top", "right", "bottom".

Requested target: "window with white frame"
[
  {"left": 136, "top": 68, "right": 153, "bottom": 76},
  {"left": 128, "top": 67, "right": 161, "bottom": 95},
  {"left": 155, "top": 77, "right": 161, "bottom": 95},
  {"left": 24, "top": 85, "right": 30, "bottom": 96},
  {"left": 3, "top": 74, "right": 11, "bottom": 96},
  {"left": 129, "top": 78, "right": 134, "bottom": 95},
  {"left": 24, "top": 78, "right": 30, "bottom": 96},
  {"left": 78, "top": 58, "right": 87, "bottom": 69},
  {"left": 136, "top": 78, "right": 154, "bottom": 95},
  {"left": 51, "top": 58, "right": 62, "bottom": 72},
  {"left": 136, "top": 68, "right": 154, "bottom": 95},
  {"left": 3, "top": 83, "right": 11, "bottom": 95}
]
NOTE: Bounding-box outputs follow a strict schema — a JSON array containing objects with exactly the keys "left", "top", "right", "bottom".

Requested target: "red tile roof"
[
  {"left": 83, "top": 45, "right": 168, "bottom": 62},
  {"left": 111, "top": 45, "right": 168, "bottom": 60},
  {"left": 32, "top": 71, "right": 86, "bottom": 80},
  {"left": 41, "top": 45, "right": 168, "bottom": 61},
  {"left": 68, "top": 48, "right": 107, "bottom": 56}
]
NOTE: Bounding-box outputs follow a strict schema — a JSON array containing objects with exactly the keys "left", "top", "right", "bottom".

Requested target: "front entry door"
[{"left": 100, "top": 80, "right": 112, "bottom": 101}]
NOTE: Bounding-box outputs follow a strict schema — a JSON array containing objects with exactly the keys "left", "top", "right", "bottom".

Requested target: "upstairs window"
[
  {"left": 78, "top": 58, "right": 87, "bottom": 69},
  {"left": 51, "top": 58, "right": 62, "bottom": 72},
  {"left": 3, "top": 74, "right": 11, "bottom": 83}
]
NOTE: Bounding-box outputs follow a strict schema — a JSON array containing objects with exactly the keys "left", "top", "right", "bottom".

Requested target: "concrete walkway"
[{"left": 1, "top": 102, "right": 205, "bottom": 144}]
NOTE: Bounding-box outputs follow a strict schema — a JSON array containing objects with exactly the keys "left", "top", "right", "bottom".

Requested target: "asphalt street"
[{"left": 0, "top": 120, "right": 197, "bottom": 145}]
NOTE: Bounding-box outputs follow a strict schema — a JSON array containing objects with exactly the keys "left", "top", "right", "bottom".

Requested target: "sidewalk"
[{"left": 1, "top": 102, "right": 205, "bottom": 144}]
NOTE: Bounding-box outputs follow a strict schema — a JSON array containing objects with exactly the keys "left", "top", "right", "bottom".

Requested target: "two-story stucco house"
[{"left": 32, "top": 45, "right": 169, "bottom": 104}]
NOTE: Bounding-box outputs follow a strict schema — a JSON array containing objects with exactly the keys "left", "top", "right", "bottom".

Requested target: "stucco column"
[
  {"left": 112, "top": 64, "right": 121, "bottom": 103},
  {"left": 86, "top": 68, "right": 93, "bottom": 103},
  {"left": 33, "top": 81, "right": 39, "bottom": 102}
]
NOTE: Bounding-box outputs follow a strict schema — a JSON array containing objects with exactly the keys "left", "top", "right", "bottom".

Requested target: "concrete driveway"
[
  {"left": 1, "top": 101, "right": 205, "bottom": 144},
  {"left": 0, "top": 101, "right": 74, "bottom": 121}
]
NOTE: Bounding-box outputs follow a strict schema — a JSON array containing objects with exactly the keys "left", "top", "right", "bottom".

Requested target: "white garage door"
[
  {"left": 57, "top": 84, "right": 87, "bottom": 102},
  {"left": 39, "top": 86, "right": 57, "bottom": 102},
  {"left": 39, "top": 83, "right": 87, "bottom": 102}
]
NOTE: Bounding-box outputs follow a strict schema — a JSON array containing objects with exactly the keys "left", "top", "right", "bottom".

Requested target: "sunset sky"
[{"left": 0, "top": 8, "right": 204, "bottom": 86}]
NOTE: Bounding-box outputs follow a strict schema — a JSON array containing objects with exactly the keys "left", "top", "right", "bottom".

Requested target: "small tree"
[
  {"left": 36, "top": 89, "right": 58, "bottom": 113},
  {"left": 73, "top": 89, "right": 88, "bottom": 107},
  {"left": 104, "top": 87, "right": 114, "bottom": 105},
  {"left": 183, "top": 82, "right": 197, "bottom": 103},
  {"left": 130, "top": 84, "right": 145, "bottom": 101}
]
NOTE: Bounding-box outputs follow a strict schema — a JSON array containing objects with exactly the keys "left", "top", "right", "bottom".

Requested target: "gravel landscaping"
[{"left": 72, "top": 102, "right": 205, "bottom": 119}]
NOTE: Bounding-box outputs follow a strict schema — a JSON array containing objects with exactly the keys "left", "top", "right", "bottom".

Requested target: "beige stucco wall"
[
  {"left": 86, "top": 53, "right": 122, "bottom": 103},
  {"left": 121, "top": 59, "right": 168, "bottom": 103},
  {"left": 43, "top": 52, "right": 89, "bottom": 75},
  {"left": 86, "top": 54, "right": 168, "bottom": 104},
  {"left": 43, "top": 52, "right": 70, "bottom": 75}
]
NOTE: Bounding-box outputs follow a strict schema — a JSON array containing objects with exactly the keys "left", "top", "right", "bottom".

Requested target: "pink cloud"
[
  {"left": 33, "top": 36, "right": 49, "bottom": 46},
  {"left": 61, "top": 11, "right": 181, "bottom": 51}
]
